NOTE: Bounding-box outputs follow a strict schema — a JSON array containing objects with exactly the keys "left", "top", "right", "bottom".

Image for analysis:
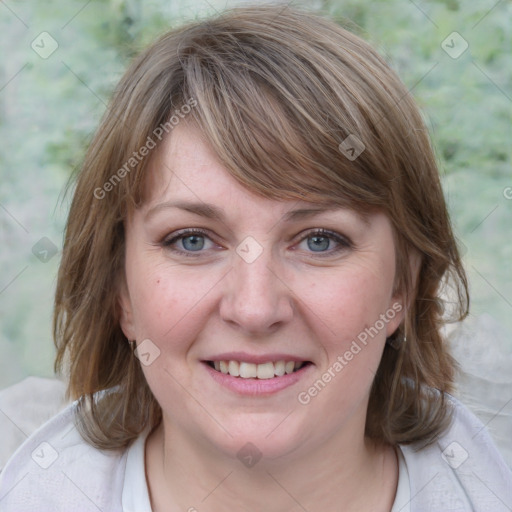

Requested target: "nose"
[{"left": 219, "top": 248, "right": 294, "bottom": 335}]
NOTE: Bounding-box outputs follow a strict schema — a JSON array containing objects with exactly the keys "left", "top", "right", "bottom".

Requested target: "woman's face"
[{"left": 119, "top": 122, "right": 406, "bottom": 462}]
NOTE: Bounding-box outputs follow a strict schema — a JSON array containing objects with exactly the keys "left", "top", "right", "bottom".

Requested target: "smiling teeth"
[{"left": 213, "top": 360, "right": 303, "bottom": 379}]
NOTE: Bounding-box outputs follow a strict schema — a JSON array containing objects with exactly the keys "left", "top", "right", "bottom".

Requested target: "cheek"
[
  {"left": 130, "top": 269, "right": 215, "bottom": 392},
  {"left": 129, "top": 272, "right": 175, "bottom": 337},
  {"left": 127, "top": 261, "right": 219, "bottom": 347},
  {"left": 292, "top": 280, "right": 390, "bottom": 425},
  {"left": 300, "top": 260, "right": 395, "bottom": 342},
  {"left": 300, "top": 262, "right": 396, "bottom": 408}
]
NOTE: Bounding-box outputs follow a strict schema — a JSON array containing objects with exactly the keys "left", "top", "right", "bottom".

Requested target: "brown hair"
[{"left": 54, "top": 5, "right": 469, "bottom": 450}]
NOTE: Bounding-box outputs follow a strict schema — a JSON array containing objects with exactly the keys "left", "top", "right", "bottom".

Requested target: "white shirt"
[
  {"left": 1, "top": 393, "right": 510, "bottom": 511},
  {"left": 122, "top": 432, "right": 153, "bottom": 512},
  {"left": 392, "top": 447, "right": 411, "bottom": 512}
]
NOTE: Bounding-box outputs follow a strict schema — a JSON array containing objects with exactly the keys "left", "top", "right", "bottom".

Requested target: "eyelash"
[{"left": 161, "top": 228, "right": 352, "bottom": 258}]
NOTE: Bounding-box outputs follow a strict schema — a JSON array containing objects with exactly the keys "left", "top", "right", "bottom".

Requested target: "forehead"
[
  {"left": 140, "top": 123, "right": 372, "bottom": 226},
  {"left": 143, "top": 121, "right": 247, "bottom": 200}
]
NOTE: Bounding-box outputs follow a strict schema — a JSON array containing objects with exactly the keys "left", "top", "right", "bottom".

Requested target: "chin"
[{"left": 200, "top": 413, "right": 312, "bottom": 465}]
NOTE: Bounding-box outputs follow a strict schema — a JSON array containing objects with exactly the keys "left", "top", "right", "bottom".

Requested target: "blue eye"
[
  {"left": 162, "top": 229, "right": 216, "bottom": 256},
  {"left": 307, "top": 234, "right": 331, "bottom": 252},
  {"left": 298, "top": 229, "right": 351, "bottom": 255},
  {"left": 162, "top": 228, "right": 351, "bottom": 258},
  {"left": 181, "top": 234, "right": 205, "bottom": 251}
]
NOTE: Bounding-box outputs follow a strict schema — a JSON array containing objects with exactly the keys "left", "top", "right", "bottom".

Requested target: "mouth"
[
  {"left": 201, "top": 352, "right": 314, "bottom": 395},
  {"left": 205, "top": 359, "right": 312, "bottom": 379}
]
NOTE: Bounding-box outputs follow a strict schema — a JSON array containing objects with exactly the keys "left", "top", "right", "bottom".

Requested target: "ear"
[
  {"left": 117, "top": 275, "right": 136, "bottom": 342},
  {"left": 386, "top": 248, "right": 422, "bottom": 338}
]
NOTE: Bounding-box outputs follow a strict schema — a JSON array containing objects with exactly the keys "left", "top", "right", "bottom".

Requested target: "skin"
[{"left": 119, "top": 122, "right": 409, "bottom": 512}]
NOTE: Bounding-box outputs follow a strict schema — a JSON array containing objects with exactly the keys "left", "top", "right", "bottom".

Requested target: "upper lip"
[{"left": 203, "top": 352, "right": 311, "bottom": 364}]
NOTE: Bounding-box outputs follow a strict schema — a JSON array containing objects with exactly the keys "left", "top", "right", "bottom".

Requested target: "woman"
[{"left": 0, "top": 5, "right": 510, "bottom": 511}]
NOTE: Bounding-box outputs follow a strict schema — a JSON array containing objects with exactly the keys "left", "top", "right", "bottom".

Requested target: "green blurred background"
[{"left": 0, "top": 0, "right": 511, "bottom": 389}]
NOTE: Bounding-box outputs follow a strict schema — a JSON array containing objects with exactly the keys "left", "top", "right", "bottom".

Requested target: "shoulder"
[
  {"left": 0, "top": 376, "right": 68, "bottom": 470},
  {"left": 0, "top": 400, "right": 128, "bottom": 512},
  {"left": 400, "top": 393, "right": 512, "bottom": 512}
]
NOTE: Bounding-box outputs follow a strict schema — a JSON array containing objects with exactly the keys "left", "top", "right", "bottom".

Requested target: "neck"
[{"left": 145, "top": 419, "right": 398, "bottom": 512}]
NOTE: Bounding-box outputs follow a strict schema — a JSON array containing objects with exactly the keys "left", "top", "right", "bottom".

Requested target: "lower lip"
[{"left": 202, "top": 362, "right": 313, "bottom": 396}]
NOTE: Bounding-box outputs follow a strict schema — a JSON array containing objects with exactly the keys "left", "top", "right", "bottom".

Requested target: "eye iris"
[
  {"left": 308, "top": 235, "right": 330, "bottom": 251},
  {"left": 182, "top": 235, "right": 204, "bottom": 251}
]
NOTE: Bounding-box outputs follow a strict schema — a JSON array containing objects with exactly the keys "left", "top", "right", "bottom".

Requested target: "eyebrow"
[{"left": 144, "top": 200, "right": 369, "bottom": 225}]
